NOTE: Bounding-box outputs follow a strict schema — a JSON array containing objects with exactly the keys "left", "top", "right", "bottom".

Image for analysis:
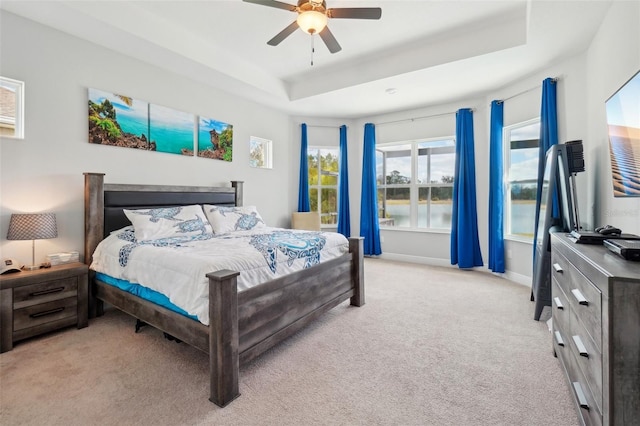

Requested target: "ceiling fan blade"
[
  {"left": 243, "top": 0, "right": 297, "bottom": 12},
  {"left": 319, "top": 26, "right": 342, "bottom": 54},
  {"left": 327, "top": 8, "right": 382, "bottom": 19},
  {"left": 267, "top": 21, "right": 299, "bottom": 46}
]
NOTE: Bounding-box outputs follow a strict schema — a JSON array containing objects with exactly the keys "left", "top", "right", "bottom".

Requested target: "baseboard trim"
[{"left": 377, "top": 253, "right": 532, "bottom": 287}]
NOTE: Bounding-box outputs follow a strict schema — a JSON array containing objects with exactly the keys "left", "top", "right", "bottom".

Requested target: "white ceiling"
[{"left": 1, "top": 0, "right": 612, "bottom": 118}]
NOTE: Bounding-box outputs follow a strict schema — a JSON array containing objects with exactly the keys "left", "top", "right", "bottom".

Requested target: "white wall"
[
  {"left": 0, "top": 11, "right": 292, "bottom": 266},
  {"left": 586, "top": 0, "right": 640, "bottom": 233},
  {"left": 2, "top": 1, "right": 638, "bottom": 279}
]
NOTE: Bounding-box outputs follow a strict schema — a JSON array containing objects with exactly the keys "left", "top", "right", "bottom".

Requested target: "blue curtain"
[
  {"left": 451, "top": 109, "right": 484, "bottom": 268},
  {"left": 297, "top": 123, "right": 310, "bottom": 212},
  {"left": 360, "top": 123, "right": 381, "bottom": 255},
  {"left": 488, "top": 101, "right": 505, "bottom": 273},
  {"left": 337, "top": 125, "right": 351, "bottom": 237},
  {"left": 533, "top": 78, "right": 559, "bottom": 254}
]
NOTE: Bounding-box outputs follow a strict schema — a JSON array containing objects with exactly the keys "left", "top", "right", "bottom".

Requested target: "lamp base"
[{"left": 22, "top": 265, "right": 40, "bottom": 271}]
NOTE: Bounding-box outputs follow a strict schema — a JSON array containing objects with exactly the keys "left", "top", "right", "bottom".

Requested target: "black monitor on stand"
[{"left": 531, "top": 141, "right": 583, "bottom": 321}]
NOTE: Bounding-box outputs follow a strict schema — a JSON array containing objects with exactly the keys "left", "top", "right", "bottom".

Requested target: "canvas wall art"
[
  {"left": 88, "top": 88, "right": 232, "bottom": 161},
  {"left": 198, "top": 117, "right": 233, "bottom": 162},
  {"left": 605, "top": 70, "right": 640, "bottom": 197}
]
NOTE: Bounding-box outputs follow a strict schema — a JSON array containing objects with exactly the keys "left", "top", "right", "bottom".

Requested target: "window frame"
[
  {"left": 376, "top": 136, "right": 455, "bottom": 231},
  {"left": 307, "top": 145, "right": 339, "bottom": 227},
  {"left": 0, "top": 76, "right": 25, "bottom": 139},
  {"left": 249, "top": 136, "right": 272, "bottom": 169},
  {"left": 503, "top": 118, "right": 541, "bottom": 243}
]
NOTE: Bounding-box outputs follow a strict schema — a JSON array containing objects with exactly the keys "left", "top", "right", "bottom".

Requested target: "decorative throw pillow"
[
  {"left": 203, "top": 205, "right": 266, "bottom": 234},
  {"left": 124, "top": 205, "right": 213, "bottom": 241}
]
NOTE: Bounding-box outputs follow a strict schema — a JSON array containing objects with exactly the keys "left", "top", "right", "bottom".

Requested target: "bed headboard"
[{"left": 84, "top": 172, "right": 243, "bottom": 266}]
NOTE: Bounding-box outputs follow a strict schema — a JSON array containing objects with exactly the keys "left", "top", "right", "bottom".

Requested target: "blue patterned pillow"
[
  {"left": 203, "top": 205, "right": 266, "bottom": 234},
  {"left": 124, "top": 205, "right": 213, "bottom": 241}
]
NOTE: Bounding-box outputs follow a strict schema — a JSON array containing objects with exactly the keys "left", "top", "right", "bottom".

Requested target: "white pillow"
[
  {"left": 203, "top": 205, "right": 266, "bottom": 234},
  {"left": 124, "top": 205, "right": 213, "bottom": 241}
]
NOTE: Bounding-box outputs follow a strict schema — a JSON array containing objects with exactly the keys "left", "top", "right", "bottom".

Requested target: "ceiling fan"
[{"left": 243, "top": 0, "right": 382, "bottom": 54}]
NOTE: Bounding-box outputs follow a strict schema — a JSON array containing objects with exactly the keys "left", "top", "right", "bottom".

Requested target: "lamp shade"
[
  {"left": 297, "top": 11, "right": 328, "bottom": 34},
  {"left": 7, "top": 213, "right": 58, "bottom": 241}
]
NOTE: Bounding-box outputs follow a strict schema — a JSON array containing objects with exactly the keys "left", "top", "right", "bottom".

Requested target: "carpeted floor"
[{"left": 0, "top": 258, "right": 578, "bottom": 425}]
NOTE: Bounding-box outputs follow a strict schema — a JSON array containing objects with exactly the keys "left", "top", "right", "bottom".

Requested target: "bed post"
[
  {"left": 206, "top": 269, "right": 241, "bottom": 407},
  {"left": 349, "top": 237, "right": 365, "bottom": 307},
  {"left": 231, "top": 181, "right": 243, "bottom": 207},
  {"left": 84, "top": 172, "right": 105, "bottom": 318}
]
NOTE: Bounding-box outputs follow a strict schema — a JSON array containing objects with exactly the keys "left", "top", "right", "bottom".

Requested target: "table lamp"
[{"left": 7, "top": 213, "right": 58, "bottom": 271}]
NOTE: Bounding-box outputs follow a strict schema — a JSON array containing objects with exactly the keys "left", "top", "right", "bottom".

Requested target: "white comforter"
[{"left": 90, "top": 226, "right": 349, "bottom": 325}]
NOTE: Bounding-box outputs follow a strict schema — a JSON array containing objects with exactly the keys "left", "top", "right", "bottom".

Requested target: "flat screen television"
[
  {"left": 531, "top": 143, "right": 577, "bottom": 320},
  {"left": 605, "top": 69, "right": 640, "bottom": 197}
]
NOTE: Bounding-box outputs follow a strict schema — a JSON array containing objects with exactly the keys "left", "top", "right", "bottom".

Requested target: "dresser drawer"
[
  {"left": 552, "top": 278, "right": 570, "bottom": 333},
  {"left": 13, "top": 296, "right": 78, "bottom": 332},
  {"left": 562, "top": 342, "right": 603, "bottom": 426},
  {"left": 568, "top": 308, "right": 603, "bottom": 413},
  {"left": 13, "top": 277, "right": 78, "bottom": 309},
  {"left": 551, "top": 251, "right": 602, "bottom": 349}
]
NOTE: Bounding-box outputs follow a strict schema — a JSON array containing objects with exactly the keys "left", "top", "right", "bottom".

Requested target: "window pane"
[
  {"left": 321, "top": 191, "right": 338, "bottom": 225},
  {"left": 308, "top": 149, "right": 319, "bottom": 185},
  {"left": 431, "top": 187, "right": 453, "bottom": 229},
  {"left": 506, "top": 120, "right": 540, "bottom": 239},
  {"left": 417, "top": 140, "right": 455, "bottom": 184},
  {"left": 379, "top": 187, "right": 410, "bottom": 227},
  {"left": 310, "top": 188, "right": 318, "bottom": 212},
  {"left": 0, "top": 76, "right": 24, "bottom": 138},
  {"left": 378, "top": 144, "right": 411, "bottom": 184},
  {"left": 418, "top": 187, "right": 453, "bottom": 229},
  {"left": 509, "top": 182, "right": 536, "bottom": 237},
  {"left": 320, "top": 149, "right": 339, "bottom": 186}
]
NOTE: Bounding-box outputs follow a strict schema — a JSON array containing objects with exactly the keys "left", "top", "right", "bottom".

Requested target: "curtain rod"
[
  {"left": 497, "top": 77, "right": 559, "bottom": 104},
  {"left": 301, "top": 124, "right": 342, "bottom": 129},
  {"left": 377, "top": 109, "right": 475, "bottom": 127}
]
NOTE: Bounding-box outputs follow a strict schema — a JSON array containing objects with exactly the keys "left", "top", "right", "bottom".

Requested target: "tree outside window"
[{"left": 308, "top": 147, "right": 339, "bottom": 225}]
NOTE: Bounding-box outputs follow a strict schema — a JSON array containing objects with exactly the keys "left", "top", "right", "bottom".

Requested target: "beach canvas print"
[
  {"left": 149, "top": 104, "right": 194, "bottom": 156},
  {"left": 88, "top": 88, "right": 195, "bottom": 156},
  {"left": 605, "top": 70, "right": 640, "bottom": 197},
  {"left": 88, "top": 88, "right": 153, "bottom": 150},
  {"left": 198, "top": 117, "right": 233, "bottom": 161}
]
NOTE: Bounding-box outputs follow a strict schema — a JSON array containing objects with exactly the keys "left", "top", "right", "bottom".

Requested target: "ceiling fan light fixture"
[{"left": 297, "top": 10, "right": 328, "bottom": 35}]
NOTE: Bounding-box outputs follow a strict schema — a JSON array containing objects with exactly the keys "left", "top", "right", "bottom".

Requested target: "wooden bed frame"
[{"left": 83, "top": 172, "right": 364, "bottom": 407}]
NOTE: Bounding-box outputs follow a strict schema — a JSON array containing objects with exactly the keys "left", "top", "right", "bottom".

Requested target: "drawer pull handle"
[
  {"left": 30, "top": 307, "right": 65, "bottom": 318},
  {"left": 571, "top": 289, "right": 588, "bottom": 306},
  {"left": 553, "top": 297, "right": 564, "bottom": 310},
  {"left": 572, "top": 382, "right": 590, "bottom": 410},
  {"left": 554, "top": 331, "right": 565, "bottom": 347},
  {"left": 552, "top": 263, "right": 563, "bottom": 273},
  {"left": 30, "top": 287, "right": 65, "bottom": 297},
  {"left": 572, "top": 335, "right": 589, "bottom": 358}
]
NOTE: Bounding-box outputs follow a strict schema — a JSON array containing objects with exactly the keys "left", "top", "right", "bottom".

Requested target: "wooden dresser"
[
  {"left": 550, "top": 233, "right": 640, "bottom": 425},
  {"left": 0, "top": 262, "right": 88, "bottom": 353}
]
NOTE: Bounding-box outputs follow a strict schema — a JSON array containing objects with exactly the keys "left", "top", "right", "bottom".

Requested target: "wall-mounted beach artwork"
[
  {"left": 149, "top": 104, "right": 195, "bottom": 156},
  {"left": 198, "top": 117, "right": 233, "bottom": 161},
  {"left": 88, "top": 88, "right": 196, "bottom": 156},
  {"left": 88, "top": 88, "right": 153, "bottom": 150}
]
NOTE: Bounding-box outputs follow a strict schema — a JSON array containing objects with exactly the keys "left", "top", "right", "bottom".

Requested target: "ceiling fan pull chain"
[{"left": 310, "top": 35, "right": 315, "bottom": 66}]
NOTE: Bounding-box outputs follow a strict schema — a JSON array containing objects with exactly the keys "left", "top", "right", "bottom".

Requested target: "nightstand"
[{"left": 0, "top": 262, "right": 88, "bottom": 353}]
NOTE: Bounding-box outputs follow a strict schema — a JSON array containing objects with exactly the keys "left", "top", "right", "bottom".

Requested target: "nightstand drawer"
[
  {"left": 13, "top": 296, "right": 78, "bottom": 332},
  {"left": 13, "top": 277, "right": 78, "bottom": 309}
]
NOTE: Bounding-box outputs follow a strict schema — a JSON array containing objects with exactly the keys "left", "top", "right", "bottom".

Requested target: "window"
[
  {"left": 504, "top": 119, "right": 540, "bottom": 240},
  {"left": 249, "top": 136, "right": 272, "bottom": 168},
  {"left": 376, "top": 138, "right": 455, "bottom": 229},
  {"left": 308, "top": 147, "right": 339, "bottom": 225},
  {"left": 0, "top": 77, "right": 24, "bottom": 139}
]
